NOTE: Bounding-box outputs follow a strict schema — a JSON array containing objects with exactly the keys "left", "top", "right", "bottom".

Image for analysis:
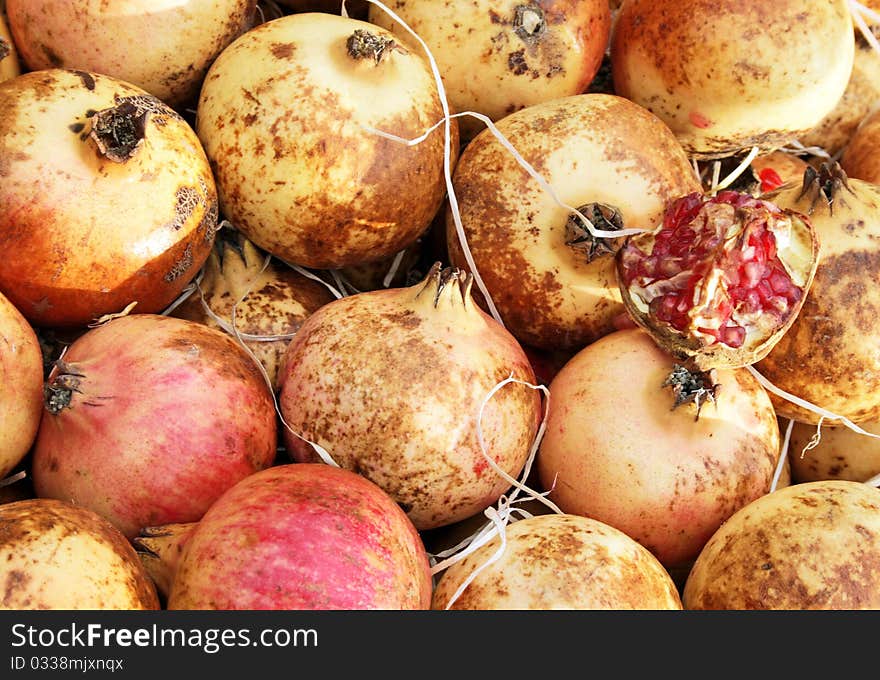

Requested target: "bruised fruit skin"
[
  {"left": 277, "top": 264, "right": 543, "bottom": 530},
  {"left": 536, "top": 328, "right": 782, "bottom": 569},
  {"left": 31, "top": 314, "right": 278, "bottom": 539},
  {"left": 756, "top": 163, "right": 880, "bottom": 424},
  {"left": 0, "top": 69, "right": 218, "bottom": 328},
  {"left": 611, "top": 0, "right": 855, "bottom": 159},
  {"left": 197, "top": 12, "right": 454, "bottom": 270},
  {"left": 0, "top": 499, "right": 159, "bottom": 610},
  {"left": 170, "top": 230, "right": 335, "bottom": 390},
  {"left": 167, "top": 464, "right": 433, "bottom": 610},
  {"left": 432, "top": 513, "right": 682, "bottom": 610},
  {"left": 683, "top": 481, "right": 880, "bottom": 610},
  {"left": 6, "top": 0, "right": 256, "bottom": 108},
  {"left": 0, "top": 291, "right": 43, "bottom": 480},
  {"left": 447, "top": 93, "right": 702, "bottom": 353},
  {"left": 617, "top": 190, "right": 820, "bottom": 371},
  {"left": 368, "top": 0, "right": 611, "bottom": 142}
]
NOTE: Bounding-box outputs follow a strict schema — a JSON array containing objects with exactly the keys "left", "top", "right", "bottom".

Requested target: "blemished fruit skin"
[
  {"left": 536, "top": 328, "right": 781, "bottom": 569},
  {"left": 5, "top": 0, "right": 256, "bottom": 107},
  {"left": 166, "top": 464, "right": 433, "bottom": 610},
  {"left": 0, "top": 498, "right": 160, "bottom": 610},
  {"left": 196, "top": 11, "right": 455, "bottom": 270},
  {"left": 447, "top": 93, "right": 702, "bottom": 354},
  {"left": 0, "top": 291, "right": 43, "bottom": 480},
  {"left": 0, "top": 69, "right": 218, "bottom": 328},
  {"left": 277, "top": 266, "right": 543, "bottom": 530},
  {"left": 841, "top": 106, "right": 880, "bottom": 185},
  {"left": 368, "top": 0, "right": 612, "bottom": 142},
  {"left": 432, "top": 513, "right": 683, "bottom": 610},
  {"left": 683, "top": 481, "right": 880, "bottom": 610},
  {"left": 756, "top": 167, "right": 880, "bottom": 425},
  {"left": 611, "top": 0, "right": 855, "bottom": 159}
]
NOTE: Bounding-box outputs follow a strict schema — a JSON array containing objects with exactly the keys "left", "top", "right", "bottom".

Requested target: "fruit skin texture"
[
  {"left": 841, "top": 105, "right": 880, "bottom": 185},
  {"left": 610, "top": 0, "right": 855, "bottom": 159},
  {"left": 277, "top": 265, "right": 543, "bottom": 531},
  {"left": 6, "top": 0, "right": 256, "bottom": 108},
  {"left": 0, "top": 291, "right": 43, "bottom": 480},
  {"left": 170, "top": 231, "right": 335, "bottom": 390},
  {"left": 368, "top": 0, "right": 611, "bottom": 142},
  {"left": 31, "top": 314, "right": 278, "bottom": 539},
  {"left": 756, "top": 169, "right": 880, "bottom": 424},
  {"left": 536, "top": 328, "right": 781, "bottom": 569},
  {"left": 0, "top": 8, "right": 21, "bottom": 83},
  {"left": 683, "top": 481, "right": 880, "bottom": 610},
  {"left": 196, "top": 12, "right": 455, "bottom": 270},
  {"left": 0, "top": 498, "right": 159, "bottom": 610},
  {"left": 447, "top": 93, "right": 701, "bottom": 353},
  {"left": 432, "top": 513, "right": 682, "bottom": 610},
  {"left": 0, "top": 69, "right": 218, "bottom": 328},
  {"left": 166, "top": 464, "right": 433, "bottom": 610},
  {"left": 788, "top": 418, "right": 880, "bottom": 484}
]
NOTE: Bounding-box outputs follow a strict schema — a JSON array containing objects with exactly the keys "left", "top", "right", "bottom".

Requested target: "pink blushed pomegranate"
[
  {"left": 31, "top": 314, "right": 278, "bottom": 539},
  {"left": 617, "top": 190, "right": 820, "bottom": 370},
  {"left": 161, "top": 464, "right": 432, "bottom": 610}
]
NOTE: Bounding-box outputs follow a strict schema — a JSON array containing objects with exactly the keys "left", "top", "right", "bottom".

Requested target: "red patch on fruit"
[
  {"left": 758, "top": 168, "right": 784, "bottom": 193},
  {"left": 689, "top": 111, "right": 712, "bottom": 129}
]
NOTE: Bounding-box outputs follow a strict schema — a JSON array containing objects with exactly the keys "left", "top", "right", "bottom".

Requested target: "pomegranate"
[
  {"left": 446, "top": 93, "right": 702, "bottom": 353},
  {"left": 156, "top": 464, "right": 432, "bottom": 610},
  {"left": 431, "top": 513, "right": 682, "bottom": 610},
  {"left": 0, "top": 6, "right": 20, "bottom": 83},
  {"left": 0, "top": 498, "right": 159, "bottom": 610},
  {"left": 536, "top": 328, "right": 782, "bottom": 569},
  {"left": 756, "top": 162, "right": 880, "bottom": 424},
  {"left": 277, "top": 263, "right": 543, "bottom": 530},
  {"left": 617, "top": 189, "right": 820, "bottom": 370},
  {"left": 610, "top": 0, "right": 855, "bottom": 159},
  {"left": 31, "top": 314, "right": 278, "bottom": 539},
  {"left": 683, "top": 481, "right": 880, "bottom": 609},
  {"left": 0, "top": 291, "right": 43, "bottom": 480},
  {"left": 196, "top": 11, "right": 455, "bottom": 269},
  {"left": 841, "top": 105, "right": 880, "bottom": 184},
  {"left": 799, "top": 2, "right": 880, "bottom": 156},
  {"left": 0, "top": 69, "right": 218, "bottom": 328},
  {"left": 368, "top": 0, "right": 611, "bottom": 142},
  {"left": 169, "top": 229, "right": 335, "bottom": 390},
  {"left": 788, "top": 418, "right": 880, "bottom": 484},
  {"left": 5, "top": 0, "right": 257, "bottom": 108}
]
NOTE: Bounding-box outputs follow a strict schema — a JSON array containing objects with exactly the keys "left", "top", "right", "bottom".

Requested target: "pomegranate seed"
[{"left": 759, "top": 167, "right": 784, "bottom": 193}]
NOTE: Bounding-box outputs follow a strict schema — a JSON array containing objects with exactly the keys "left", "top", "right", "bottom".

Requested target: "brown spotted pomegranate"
[
  {"left": 756, "top": 162, "right": 880, "bottom": 424},
  {"left": 617, "top": 190, "right": 820, "bottom": 370},
  {"left": 0, "top": 69, "right": 218, "bottom": 328},
  {"left": 276, "top": 263, "right": 543, "bottom": 531}
]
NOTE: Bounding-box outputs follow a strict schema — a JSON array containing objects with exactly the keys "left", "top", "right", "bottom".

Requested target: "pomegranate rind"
[{"left": 616, "top": 192, "right": 820, "bottom": 370}]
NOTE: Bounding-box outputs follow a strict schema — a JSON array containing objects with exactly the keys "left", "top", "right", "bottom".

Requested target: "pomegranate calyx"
[
  {"left": 43, "top": 361, "right": 85, "bottom": 415},
  {"left": 513, "top": 4, "right": 546, "bottom": 43},
  {"left": 0, "top": 38, "right": 9, "bottom": 62},
  {"left": 415, "top": 261, "right": 474, "bottom": 309},
  {"left": 796, "top": 162, "right": 854, "bottom": 215},
  {"left": 88, "top": 100, "right": 149, "bottom": 163},
  {"left": 346, "top": 29, "right": 400, "bottom": 64},
  {"left": 565, "top": 203, "right": 625, "bottom": 262},
  {"left": 662, "top": 364, "right": 719, "bottom": 421}
]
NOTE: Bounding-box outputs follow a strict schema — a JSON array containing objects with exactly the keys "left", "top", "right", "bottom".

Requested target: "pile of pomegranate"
[{"left": 3, "top": 0, "right": 880, "bottom": 613}]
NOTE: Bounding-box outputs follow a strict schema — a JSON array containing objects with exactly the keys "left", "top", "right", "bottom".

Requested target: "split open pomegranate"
[{"left": 616, "top": 190, "right": 820, "bottom": 370}]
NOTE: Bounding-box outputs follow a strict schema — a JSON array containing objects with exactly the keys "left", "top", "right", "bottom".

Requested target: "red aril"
[{"left": 617, "top": 190, "right": 820, "bottom": 370}]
